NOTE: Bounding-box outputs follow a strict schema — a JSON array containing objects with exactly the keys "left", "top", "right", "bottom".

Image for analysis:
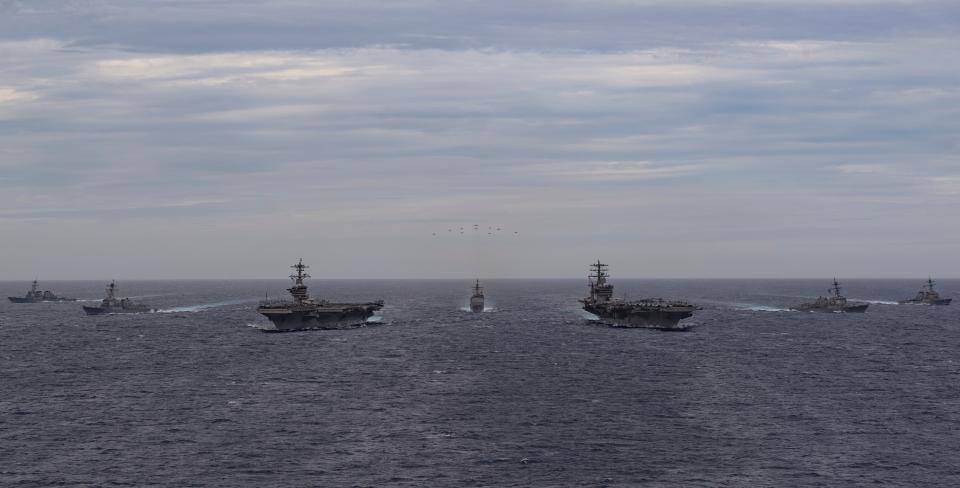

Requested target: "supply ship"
[
  {"left": 256, "top": 259, "right": 384, "bottom": 332},
  {"left": 83, "top": 281, "right": 152, "bottom": 315},
  {"left": 579, "top": 260, "right": 699, "bottom": 330},
  {"left": 899, "top": 278, "right": 951, "bottom": 305},
  {"left": 8, "top": 280, "right": 76, "bottom": 303},
  {"left": 792, "top": 279, "right": 869, "bottom": 313}
]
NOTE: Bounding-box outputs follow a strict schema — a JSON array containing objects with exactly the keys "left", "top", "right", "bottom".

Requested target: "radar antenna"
[{"left": 589, "top": 260, "right": 609, "bottom": 286}]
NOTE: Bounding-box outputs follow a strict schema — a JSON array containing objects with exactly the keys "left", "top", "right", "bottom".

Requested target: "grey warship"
[
  {"left": 579, "top": 261, "right": 700, "bottom": 330},
  {"left": 792, "top": 279, "right": 868, "bottom": 313},
  {"left": 469, "top": 279, "right": 485, "bottom": 312},
  {"left": 256, "top": 259, "right": 384, "bottom": 332},
  {"left": 83, "top": 281, "right": 152, "bottom": 315},
  {"left": 899, "top": 278, "right": 951, "bottom": 305},
  {"left": 8, "top": 280, "right": 76, "bottom": 303}
]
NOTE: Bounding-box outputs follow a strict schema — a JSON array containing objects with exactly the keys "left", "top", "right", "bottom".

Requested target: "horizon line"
[{"left": 1, "top": 277, "right": 957, "bottom": 282}]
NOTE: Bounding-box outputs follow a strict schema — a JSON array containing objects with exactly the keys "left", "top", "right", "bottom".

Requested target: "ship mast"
[
  {"left": 472, "top": 279, "right": 483, "bottom": 296},
  {"left": 830, "top": 278, "right": 842, "bottom": 298},
  {"left": 287, "top": 258, "right": 311, "bottom": 304},
  {"left": 927, "top": 277, "right": 936, "bottom": 292},
  {"left": 106, "top": 281, "right": 117, "bottom": 300},
  {"left": 30, "top": 280, "right": 39, "bottom": 295}
]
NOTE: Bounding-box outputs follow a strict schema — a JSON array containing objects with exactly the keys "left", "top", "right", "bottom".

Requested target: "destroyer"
[
  {"left": 899, "top": 278, "right": 951, "bottom": 305},
  {"left": 579, "top": 260, "right": 700, "bottom": 330},
  {"left": 83, "top": 281, "right": 152, "bottom": 315},
  {"left": 792, "top": 279, "right": 868, "bottom": 313},
  {"left": 469, "top": 279, "right": 485, "bottom": 312},
  {"left": 256, "top": 259, "right": 383, "bottom": 332},
  {"left": 8, "top": 280, "right": 76, "bottom": 303}
]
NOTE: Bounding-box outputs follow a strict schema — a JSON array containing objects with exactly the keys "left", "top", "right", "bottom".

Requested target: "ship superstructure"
[
  {"left": 792, "top": 279, "right": 868, "bottom": 313},
  {"left": 7, "top": 280, "right": 76, "bottom": 303},
  {"left": 579, "top": 260, "right": 699, "bottom": 330},
  {"left": 469, "top": 279, "right": 485, "bottom": 312},
  {"left": 256, "top": 259, "right": 384, "bottom": 332},
  {"left": 83, "top": 281, "right": 152, "bottom": 315},
  {"left": 899, "top": 278, "right": 951, "bottom": 305}
]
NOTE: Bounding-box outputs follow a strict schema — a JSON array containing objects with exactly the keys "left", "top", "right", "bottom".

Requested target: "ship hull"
[
  {"left": 583, "top": 305, "right": 696, "bottom": 330},
  {"left": 257, "top": 304, "right": 381, "bottom": 332},
  {"left": 83, "top": 305, "right": 151, "bottom": 315},
  {"left": 794, "top": 304, "right": 869, "bottom": 313},
  {"left": 470, "top": 295, "right": 484, "bottom": 313},
  {"left": 898, "top": 298, "right": 952, "bottom": 306},
  {"left": 8, "top": 297, "right": 77, "bottom": 303}
]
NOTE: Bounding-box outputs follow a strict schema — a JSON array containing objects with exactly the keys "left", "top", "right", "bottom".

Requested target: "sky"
[{"left": 0, "top": 0, "right": 958, "bottom": 279}]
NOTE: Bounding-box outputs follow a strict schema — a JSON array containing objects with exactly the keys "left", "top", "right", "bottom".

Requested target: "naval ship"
[
  {"left": 83, "top": 281, "right": 153, "bottom": 315},
  {"left": 792, "top": 279, "right": 868, "bottom": 313},
  {"left": 256, "top": 259, "right": 384, "bottom": 332},
  {"left": 579, "top": 260, "right": 700, "bottom": 330},
  {"left": 469, "top": 279, "right": 485, "bottom": 312},
  {"left": 7, "top": 280, "right": 76, "bottom": 303},
  {"left": 899, "top": 278, "right": 951, "bottom": 305}
]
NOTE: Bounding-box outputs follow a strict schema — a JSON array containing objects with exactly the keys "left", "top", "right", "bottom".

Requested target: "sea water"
[{"left": 2, "top": 279, "right": 959, "bottom": 487}]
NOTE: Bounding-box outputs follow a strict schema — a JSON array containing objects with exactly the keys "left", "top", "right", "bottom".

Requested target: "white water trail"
[
  {"left": 737, "top": 304, "right": 796, "bottom": 312},
  {"left": 576, "top": 309, "right": 600, "bottom": 321},
  {"left": 459, "top": 305, "right": 498, "bottom": 313},
  {"left": 155, "top": 298, "right": 258, "bottom": 313},
  {"left": 852, "top": 299, "right": 899, "bottom": 305}
]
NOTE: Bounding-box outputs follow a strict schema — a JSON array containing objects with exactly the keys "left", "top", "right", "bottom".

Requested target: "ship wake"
[
  {"left": 155, "top": 298, "right": 258, "bottom": 313},
  {"left": 852, "top": 299, "right": 898, "bottom": 305},
  {"left": 735, "top": 303, "right": 796, "bottom": 312},
  {"left": 459, "top": 305, "right": 498, "bottom": 312}
]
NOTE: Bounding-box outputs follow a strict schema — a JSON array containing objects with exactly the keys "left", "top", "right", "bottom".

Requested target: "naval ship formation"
[
  {"left": 256, "top": 259, "right": 384, "bottom": 332},
  {"left": 7, "top": 280, "right": 76, "bottom": 303},
  {"left": 5, "top": 260, "right": 953, "bottom": 327},
  {"left": 791, "top": 279, "right": 868, "bottom": 313},
  {"left": 579, "top": 261, "right": 700, "bottom": 330}
]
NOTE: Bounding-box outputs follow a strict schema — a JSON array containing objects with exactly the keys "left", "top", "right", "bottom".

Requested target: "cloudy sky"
[{"left": 0, "top": 0, "right": 957, "bottom": 279}]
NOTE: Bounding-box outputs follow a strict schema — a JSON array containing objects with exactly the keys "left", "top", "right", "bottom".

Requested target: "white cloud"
[
  {"left": 931, "top": 175, "right": 960, "bottom": 195},
  {"left": 0, "top": 86, "right": 38, "bottom": 104},
  {"left": 545, "top": 161, "right": 706, "bottom": 181}
]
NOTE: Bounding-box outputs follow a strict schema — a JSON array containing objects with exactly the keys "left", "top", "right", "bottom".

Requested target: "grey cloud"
[
  {"left": 0, "top": 1, "right": 958, "bottom": 53},
  {"left": 0, "top": 2, "right": 958, "bottom": 278}
]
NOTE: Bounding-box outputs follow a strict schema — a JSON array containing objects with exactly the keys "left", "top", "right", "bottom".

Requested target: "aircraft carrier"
[
  {"left": 256, "top": 259, "right": 384, "bottom": 332},
  {"left": 579, "top": 260, "right": 699, "bottom": 330}
]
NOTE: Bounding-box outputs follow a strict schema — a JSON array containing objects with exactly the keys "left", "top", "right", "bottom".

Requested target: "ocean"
[{"left": 2, "top": 279, "right": 959, "bottom": 487}]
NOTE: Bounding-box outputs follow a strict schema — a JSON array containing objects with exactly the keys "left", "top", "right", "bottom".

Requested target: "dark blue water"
[{"left": 2, "top": 279, "right": 959, "bottom": 487}]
